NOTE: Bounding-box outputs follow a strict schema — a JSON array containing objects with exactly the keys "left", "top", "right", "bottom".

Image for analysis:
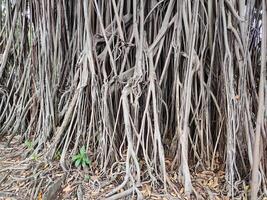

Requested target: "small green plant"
[
  {"left": 31, "top": 153, "right": 38, "bottom": 161},
  {"left": 54, "top": 150, "right": 61, "bottom": 160},
  {"left": 25, "top": 140, "right": 33, "bottom": 149},
  {"left": 72, "top": 146, "right": 91, "bottom": 168},
  {"left": 84, "top": 175, "right": 91, "bottom": 182}
]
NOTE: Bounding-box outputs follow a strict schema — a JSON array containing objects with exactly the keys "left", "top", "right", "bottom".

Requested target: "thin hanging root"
[
  {"left": 0, "top": 0, "right": 265, "bottom": 198},
  {"left": 106, "top": 88, "right": 141, "bottom": 197},
  {"left": 251, "top": 0, "right": 267, "bottom": 199},
  {"left": 47, "top": 91, "right": 79, "bottom": 160}
]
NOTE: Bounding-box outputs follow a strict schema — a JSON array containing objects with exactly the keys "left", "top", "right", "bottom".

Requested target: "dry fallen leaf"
[
  {"left": 63, "top": 185, "right": 73, "bottom": 193},
  {"left": 38, "top": 191, "right": 42, "bottom": 200},
  {"left": 171, "top": 192, "right": 177, "bottom": 197},
  {"left": 141, "top": 184, "right": 152, "bottom": 197},
  {"left": 235, "top": 95, "right": 240, "bottom": 100},
  {"left": 55, "top": 173, "right": 64, "bottom": 177},
  {"left": 91, "top": 175, "right": 99, "bottom": 181},
  {"left": 165, "top": 159, "right": 172, "bottom": 166},
  {"left": 90, "top": 191, "right": 99, "bottom": 196},
  {"left": 208, "top": 177, "right": 219, "bottom": 188},
  {"left": 150, "top": 195, "right": 160, "bottom": 200}
]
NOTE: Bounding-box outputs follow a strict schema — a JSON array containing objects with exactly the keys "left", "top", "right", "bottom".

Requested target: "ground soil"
[{"left": 0, "top": 136, "right": 257, "bottom": 200}]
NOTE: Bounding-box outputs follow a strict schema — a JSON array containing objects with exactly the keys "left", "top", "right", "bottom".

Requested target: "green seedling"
[
  {"left": 72, "top": 146, "right": 91, "bottom": 168},
  {"left": 31, "top": 153, "right": 38, "bottom": 161},
  {"left": 54, "top": 150, "right": 61, "bottom": 160},
  {"left": 84, "top": 175, "right": 91, "bottom": 182},
  {"left": 25, "top": 140, "right": 33, "bottom": 149}
]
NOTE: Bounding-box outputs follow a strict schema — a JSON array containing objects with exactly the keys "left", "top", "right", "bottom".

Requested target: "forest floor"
[{"left": 0, "top": 135, "right": 254, "bottom": 200}]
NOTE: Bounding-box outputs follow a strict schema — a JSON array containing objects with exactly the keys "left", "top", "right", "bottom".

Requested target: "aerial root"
[{"left": 105, "top": 188, "right": 135, "bottom": 200}]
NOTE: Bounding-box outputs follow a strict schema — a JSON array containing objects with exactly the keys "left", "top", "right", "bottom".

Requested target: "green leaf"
[
  {"left": 84, "top": 175, "right": 91, "bottom": 182},
  {"left": 72, "top": 155, "right": 81, "bottom": 162},
  {"left": 31, "top": 153, "right": 38, "bottom": 161},
  {"left": 82, "top": 161, "right": 87, "bottom": 168},
  {"left": 72, "top": 146, "right": 91, "bottom": 168},
  {"left": 80, "top": 146, "right": 86, "bottom": 155},
  {"left": 75, "top": 159, "right": 81, "bottom": 167},
  {"left": 84, "top": 157, "right": 91, "bottom": 165},
  {"left": 25, "top": 140, "right": 33, "bottom": 149},
  {"left": 54, "top": 150, "right": 61, "bottom": 160}
]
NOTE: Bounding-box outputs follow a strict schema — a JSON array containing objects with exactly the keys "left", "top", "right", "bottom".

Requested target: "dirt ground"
[{"left": 0, "top": 136, "right": 259, "bottom": 200}]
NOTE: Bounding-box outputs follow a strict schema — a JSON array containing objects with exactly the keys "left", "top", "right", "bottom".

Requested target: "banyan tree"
[{"left": 0, "top": 0, "right": 266, "bottom": 199}]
